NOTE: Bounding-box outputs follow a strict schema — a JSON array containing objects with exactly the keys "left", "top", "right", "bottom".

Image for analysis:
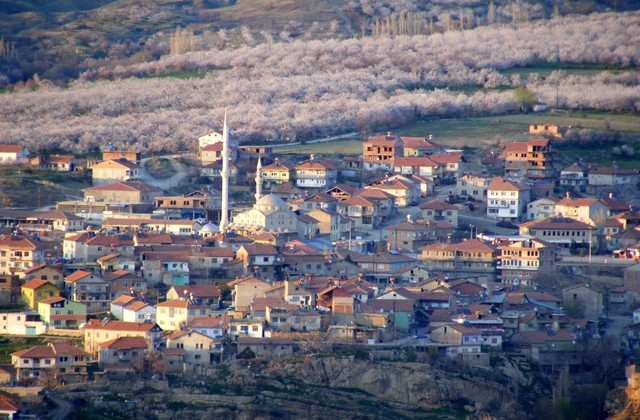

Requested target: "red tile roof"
[
  {"left": 488, "top": 177, "right": 529, "bottom": 192},
  {"left": 82, "top": 320, "right": 159, "bottom": 332},
  {"left": 99, "top": 336, "right": 148, "bottom": 350},
  {"left": 418, "top": 199, "right": 457, "bottom": 210},
  {"left": 170, "top": 285, "right": 221, "bottom": 298},
  {"left": 82, "top": 181, "right": 161, "bottom": 193},
  {"left": 21, "top": 279, "right": 51, "bottom": 290}
]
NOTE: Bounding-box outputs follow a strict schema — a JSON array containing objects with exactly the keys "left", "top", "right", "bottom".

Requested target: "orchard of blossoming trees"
[{"left": 1, "top": 11, "right": 639, "bottom": 154}]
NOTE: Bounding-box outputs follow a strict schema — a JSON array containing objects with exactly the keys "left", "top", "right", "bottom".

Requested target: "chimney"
[
  {"left": 386, "top": 132, "right": 392, "bottom": 140},
  {"left": 310, "top": 154, "right": 314, "bottom": 162},
  {"left": 357, "top": 273, "right": 363, "bottom": 281},
  {"left": 306, "top": 273, "right": 312, "bottom": 282},
  {"left": 428, "top": 134, "right": 433, "bottom": 140}
]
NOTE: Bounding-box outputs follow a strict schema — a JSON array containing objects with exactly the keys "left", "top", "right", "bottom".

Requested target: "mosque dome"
[{"left": 256, "top": 194, "right": 286, "bottom": 210}]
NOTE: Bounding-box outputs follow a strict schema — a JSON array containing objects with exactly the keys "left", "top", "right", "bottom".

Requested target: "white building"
[{"left": 486, "top": 177, "right": 530, "bottom": 222}]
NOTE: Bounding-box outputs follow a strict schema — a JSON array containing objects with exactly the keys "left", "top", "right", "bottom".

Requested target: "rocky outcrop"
[
  {"left": 284, "top": 357, "right": 515, "bottom": 412},
  {"left": 607, "top": 386, "right": 640, "bottom": 420}
]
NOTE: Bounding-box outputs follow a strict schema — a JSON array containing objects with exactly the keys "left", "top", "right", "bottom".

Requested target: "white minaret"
[
  {"left": 255, "top": 156, "right": 263, "bottom": 203},
  {"left": 219, "top": 113, "right": 230, "bottom": 233}
]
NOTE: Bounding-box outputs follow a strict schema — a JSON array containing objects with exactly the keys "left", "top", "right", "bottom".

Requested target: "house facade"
[
  {"left": 362, "top": 134, "right": 404, "bottom": 170},
  {"left": 91, "top": 159, "right": 141, "bottom": 186},
  {"left": 486, "top": 177, "right": 530, "bottom": 222}
]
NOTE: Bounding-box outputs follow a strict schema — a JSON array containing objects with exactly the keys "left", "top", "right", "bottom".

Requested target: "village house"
[
  {"left": 23, "top": 264, "right": 65, "bottom": 289},
  {"left": 110, "top": 295, "right": 135, "bottom": 320},
  {"left": 166, "top": 285, "right": 221, "bottom": 308},
  {"left": 165, "top": 329, "right": 219, "bottom": 366},
  {"left": 0, "top": 311, "right": 47, "bottom": 335},
  {"left": 187, "top": 316, "right": 229, "bottom": 339},
  {"left": 11, "top": 343, "right": 90, "bottom": 381},
  {"left": 139, "top": 251, "right": 190, "bottom": 286},
  {"left": 20, "top": 279, "right": 60, "bottom": 310},
  {"left": 430, "top": 323, "right": 483, "bottom": 356},
  {"left": 317, "top": 286, "right": 354, "bottom": 315},
  {"left": 587, "top": 166, "right": 640, "bottom": 191},
  {"left": 199, "top": 142, "right": 238, "bottom": 165},
  {"left": 527, "top": 197, "right": 560, "bottom": 221},
  {"left": 97, "top": 253, "right": 138, "bottom": 274},
  {"left": 261, "top": 158, "right": 293, "bottom": 188},
  {"left": 429, "top": 152, "right": 467, "bottom": 179},
  {"left": 392, "top": 157, "right": 440, "bottom": 178},
  {"left": 64, "top": 270, "right": 109, "bottom": 314},
  {"left": 610, "top": 283, "right": 640, "bottom": 313},
  {"left": 385, "top": 221, "right": 446, "bottom": 252},
  {"left": 98, "top": 336, "right": 148, "bottom": 369},
  {"left": 227, "top": 276, "right": 273, "bottom": 312},
  {"left": 82, "top": 319, "right": 163, "bottom": 355},
  {"left": 365, "top": 177, "right": 420, "bottom": 207},
  {"left": 502, "top": 139, "right": 556, "bottom": 184},
  {"left": 122, "top": 301, "right": 156, "bottom": 323},
  {"left": 559, "top": 164, "right": 592, "bottom": 191},
  {"left": 200, "top": 160, "right": 239, "bottom": 180},
  {"left": 457, "top": 174, "right": 491, "bottom": 201},
  {"left": 518, "top": 217, "right": 598, "bottom": 251},
  {"left": 154, "top": 194, "right": 211, "bottom": 223},
  {"left": 237, "top": 337, "right": 294, "bottom": 358},
  {"left": 229, "top": 318, "right": 264, "bottom": 339},
  {"left": 30, "top": 154, "right": 75, "bottom": 172},
  {"left": 103, "top": 219, "right": 202, "bottom": 236},
  {"left": 103, "top": 270, "right": 147, "bottom": 300},
  {"left": 354, "top": 252, "right": 417, "bottom": 284},
  {"left": 497, "top": 238, "right": 555, "bottom": 283},
  {"left": 562, "top": 283, "right": 603, "bottom": 320},
  {"left": 419, "top": 199, "right": 458, "bottom": 227},
  {"left": 400, "top": 136, "right": 446, "bottom": 157},
  {"left": 198, "top": 129, "right": 238, "bottom": 149},
  {"left": 63, "top": 233, "right": 135, "bottom": 262},
  {"left": 37, "top": 297, "right": 86, "bottom": 329},
  {"left": 0, "top": 235, "right": 52, "bottom": 278},
  {"left": 91, "top": 159, "right": 141, "bottom": 186},
  {"left": 529, "top": 124, "right": 568, "bottom": 138},
  {"left": 290, "top": 309, "right": 322, "bottom": 332},
  {"left": 418, "top": 239, "right": 498, "bottom": 282},
  {"left": 554, "top": 196, "right": 609, "bottom": 226},
  {"left": 237, "top": 145, "right": 272, "bottom": 160},
  {"left": 486, "top": 177, "right": 531, "bottom": 222},
  {"left": 0, "top": 145, "right": 29, "bottom": 163},
  {"left": 362, "top": 133, "right": 404, "bottom": 170},
  {"left": 82, "top": 181, "right": 163, "bottom": 204},
  {"left": 294, "top": 156, "right": 338, "bottom": 190},
  {"left": 236, "top": 244, "right": 280, "bottom": 281}
]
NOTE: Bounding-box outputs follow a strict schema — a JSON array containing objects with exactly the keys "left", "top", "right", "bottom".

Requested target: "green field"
[{"left": 276, "top": 140, "right": 364, "bottom": 156}]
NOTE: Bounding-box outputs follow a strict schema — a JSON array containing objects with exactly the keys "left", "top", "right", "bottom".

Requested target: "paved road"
[
  {"left": 49, "top": 395, "right": 73, "bottom": 420},
  {"left": 336, "top": 8, "right": 354, "bottom": 38},
  {"left": 270, "top": 132, "right": 358, "bottom": 148},
  {"left": 557, "top": 255, "right": 638, "bottom": 266}
]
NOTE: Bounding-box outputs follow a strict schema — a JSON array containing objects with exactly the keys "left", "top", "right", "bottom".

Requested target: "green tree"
[{"left": 513, "top": 87, "right": 537, "bottom": 112}]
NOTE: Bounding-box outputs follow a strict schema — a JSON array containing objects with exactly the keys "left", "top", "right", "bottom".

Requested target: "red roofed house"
[
  {"left": 418, "top": 239, "right": 497, "bottom": 281},
  {"left": 336, "top": 196, "right": 382, "bottom": 231},
  {"left": 199, "top": 142, "right": 238, "bottom": 165},
  {"left": 317, "top": 286, "right": 354, "bottom": 314},
  {"left": 363, "top": 133, "right": 404, "bottom": 170},
  {"left": 227, "top": 276, "right": 272, "bottom": 312},
  {"left": 261, "top": 158, "right": 293, "bottom": 188},
  {"left": 0, "top": 145, "right": 29, "bottom": 163},
  {"left": 518, "top": 217, "right": 598, "bottom": 250},
  {"left": 155, "top": 299, "right": 210, "bottom": 331},
  {"left": 588, "top": 166, "right": 640, "bottom": 190},
  {"left": 98, "top": 337, "right": 148, "bottom": 368},
  {"left": 122, "top": 301, "right": 156, "bottom": 323},
  {"left": 497, "top": 238, "right": 555, "bottom": 284},
  {"left": 294, "top": 155, "right": 338, "bottom": 190},
  {"left": 419, "top": 199, "right": 458, "bottom": 226},
  {"left": 365, "top": 177, "right": 420, "bottom": 207},
  {"left": 392, "top": 157, "right": 440, "bottom": 178},
  {"left": 457, "top": 174, "right": 491, "bottom": 202},
  {"left": 90, "top": 158, "right": 141, "bottom": 186},
  {"left": 429, "top": 152, "right": 467, "bottom": 179},
  {"left": 0, "top": 235, "right": 53, "bottom": 278},
  {"left": 486, "top": 177, "right": 530, "bottom": 222},
  {"left": 82, "top": 319, "right": 163, "bottom": 355},
  {"left": 20, "top": 279, "right": 60, "bottom": 310},
  {"left": 400, "top": 136, "right": 445, "bottom": 157},
  {"left": 188, "top": 316, "right": 229, "bottom": 339},
  {"left": 555, "top": 195, "right": 609, "bottom": 226},
  {"left": 235, "top": 244, "right": 281, "bottom": 281},
  {"left": 0, "top": 390, "right": 21, "bottom": 419},
  {"left": 503, "top": 139, "right": 556, "bottom": 184},
  {"left": 82, "top": 181, "right": 163, "bottom": 203},
  {"left": 11, "top": 342, "right": 90, "bottom": 381}
]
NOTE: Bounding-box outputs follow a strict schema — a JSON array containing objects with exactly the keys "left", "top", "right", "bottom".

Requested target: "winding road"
[
  {"left": 336, "top": 8, "right": 354, "bottom": 38},
  {"left": 49, "top": 395, "right": 73, "bottom": 420}
]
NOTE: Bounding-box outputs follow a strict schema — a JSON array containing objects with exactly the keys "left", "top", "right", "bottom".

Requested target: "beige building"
[
  {"left": 0, "top": 235, "right": 52, "bottom": 278},
  {"left": 262, "top": 158, "right": 292, "bottom": 188},
  {"left": 555, "top": 196, "right": 609, "bottom": 226},
  {"left": 519, "top": 217, "right": 598, "bottom": 251},
  {"left": 457, "top": 174, "right": 491, "bottom": 201},
  {"left": 294, "top": 156, "right": 338, "bottom": 190},
  {"left": 227, "top": 276, "right": 272, "bottom": 312},
  {"left": 562, "top": 283, "right": 603, "bottom": 320},
  {"left": 419, "top": 199, "right": 458, "bottom": 226},
  {"left": 363, "top": 134, "right": 404, "bottom": 170},
  {"left": 98, "top": 336, "right": 148, "bottom": 368},
  {"left": 497, "top": 238, "right": 555, "bottom": 283},
  {"left": 155, "top": 299, "right": 210, "bottom": 330},
  {"left": 11, "top": 343, "right": 89, "bottom": 381},
  {"left": 82, "top": 319, "right": 163, "bottom": 356},
  {"left": 91, "top": 159, "right": 141, "bottom": 186},
  {"left": 527, "top": 197, "right": 559, "bottom": 221},
  {"left": 503, "top": 139, "right": 556, "bottom": 184},
  {"left": 418, "top": 239, "right": 497, "bottom": 280},
  {"left": 82, "top": 181, "right": 163, "bottom": 204},
  {"left": 165, "top": 329, "right": 218, "bottom": 366}
]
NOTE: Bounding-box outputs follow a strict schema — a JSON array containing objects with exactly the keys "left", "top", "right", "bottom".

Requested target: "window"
[{"left": 252, "top": 326, "right": 259, "bottom": 331}]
